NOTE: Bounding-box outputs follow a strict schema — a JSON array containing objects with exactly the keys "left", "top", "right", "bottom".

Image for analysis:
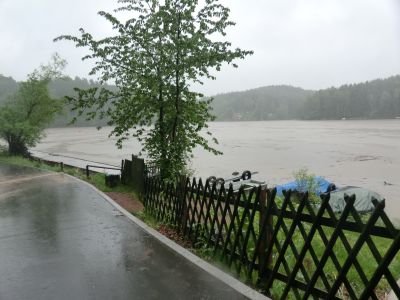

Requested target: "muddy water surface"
[{"left": 34, "top": 120, "right": 400, "bottom": 223}]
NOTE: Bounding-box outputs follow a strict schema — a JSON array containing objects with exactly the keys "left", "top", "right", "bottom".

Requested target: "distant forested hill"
[
  {"left": 211, "top": 85, "right": 313, "bottom": 121},
  {"left": 1, "top": 74, "right": 399, "bottom": 126},
  {"left": 0, "top": 75, "right": 18, "bottom": 105},
  {"left": 212, "top": 75, "right": 400, "bottom": 121},
  {"left": 48, "top": 77, "right": 114, "bottom": 127},
  {"left": 301, "top": 75, "right": 400, "bottom": 119}
]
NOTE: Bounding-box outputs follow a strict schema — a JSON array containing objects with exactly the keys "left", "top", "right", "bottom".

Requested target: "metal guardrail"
[{"left": 85, "top": 165, "right": 122, "bottom": 178}]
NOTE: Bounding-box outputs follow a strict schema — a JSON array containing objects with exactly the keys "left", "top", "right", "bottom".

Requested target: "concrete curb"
[
  {"left": 389, "top": 281, "right": 400, "bottom": 300},
  {"left": 65, "top": 174, "right": 270, "bottom": 300}
]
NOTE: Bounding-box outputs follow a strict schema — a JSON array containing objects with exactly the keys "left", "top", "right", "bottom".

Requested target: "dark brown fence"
[{"left": 143, "top": 176, "right": 400, "bottom": 300}]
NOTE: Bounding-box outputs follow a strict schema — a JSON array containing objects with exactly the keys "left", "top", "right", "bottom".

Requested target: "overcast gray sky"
[{"left": 0, "top": 0, "right": 399, "bottom": 95}]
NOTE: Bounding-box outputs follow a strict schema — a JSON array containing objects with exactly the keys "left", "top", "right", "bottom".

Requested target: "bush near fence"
[{"left": 143, "top": 174, "right": 400, "bottom": 300}]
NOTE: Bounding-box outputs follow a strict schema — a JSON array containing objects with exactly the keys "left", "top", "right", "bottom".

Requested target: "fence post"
[
  {"left": 131, "top": 155, "right": 145, "bottom": 196},
  {"left": 177, "top": 176, "right": 187, "bottom": 233},
  {"left": 60, "top": 162, "right": 64, "bottom": 172},
  {"left": 121, "top": 160, "right": 125, "bottom": 184},
  {"left": 86, "top": 165, "right": 90, "bottom": 178},
  {"left": 259, "top": 187, "right": 273, "bottom": 280}
]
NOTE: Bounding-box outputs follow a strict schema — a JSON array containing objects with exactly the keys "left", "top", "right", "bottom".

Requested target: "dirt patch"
[
  {"left": 157, "top": 224, "right": 193, "bottom": 249},
  {"left": 106, "top": 192, "right": 144, "bottom": 213}
]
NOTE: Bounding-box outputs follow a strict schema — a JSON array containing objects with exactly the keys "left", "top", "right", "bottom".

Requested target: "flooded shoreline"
[{"left": 33, "top": 120, "right": 400, "bottom": 223}]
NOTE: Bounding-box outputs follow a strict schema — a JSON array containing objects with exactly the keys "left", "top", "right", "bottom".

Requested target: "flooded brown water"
[{"left": 34, "top": 120, "right": 400, "bottom": 223}]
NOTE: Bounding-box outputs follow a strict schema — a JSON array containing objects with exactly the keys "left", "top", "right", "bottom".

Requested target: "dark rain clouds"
[{"left": 0, "top": 0, "right": 399, "bottom": 95}]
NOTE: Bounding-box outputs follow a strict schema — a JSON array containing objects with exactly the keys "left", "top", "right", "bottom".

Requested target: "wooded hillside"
[
  {"left": 212, "top": 75, "right": 400, "bottom": 120},
  {"left": 1, "top": 74, "right": 399, "bottom": 125}
]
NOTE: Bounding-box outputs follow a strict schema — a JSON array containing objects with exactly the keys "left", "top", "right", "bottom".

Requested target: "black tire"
[
  {"left": 232, "top": 171, "right": 241, "bottom": 182},
  {"left": 327, "top": 183, "right": 336, "bottom": 193},
  {"left": 241, "top": 170, "right": 251, "bottom": 180},
  {"left": 216, "top": 177, "right": 225, "bottom": 185},
  {"left": 208, "top": 176, "right": 217, "bottom": 183}
]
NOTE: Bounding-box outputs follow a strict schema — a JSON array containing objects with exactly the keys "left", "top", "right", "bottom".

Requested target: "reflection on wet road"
[{"left": 0, "top": 164, "right": 248, "bottom": 300}]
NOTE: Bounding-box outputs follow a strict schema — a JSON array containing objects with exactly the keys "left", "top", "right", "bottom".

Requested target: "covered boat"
[{"left": 328, "top": 186, "right": 384, "bottom": 213}]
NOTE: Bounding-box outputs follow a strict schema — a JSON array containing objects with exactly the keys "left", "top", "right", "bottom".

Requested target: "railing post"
[
  {"left": 86, "top": 165, "right": 90, "bottom": 178},
  {"left": 259, "top": 187, "right": 273, "bottom": 280},
  {"left": 121, "top": 160, "right": 125, "bottom": 184}
]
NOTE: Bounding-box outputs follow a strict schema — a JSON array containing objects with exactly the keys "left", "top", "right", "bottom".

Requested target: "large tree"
[
  {"left": 55, "top": 0, "right": 252, "bottom": 178},
  {"left": 0, "top": 54, "right": 66, "bottom": 156}
]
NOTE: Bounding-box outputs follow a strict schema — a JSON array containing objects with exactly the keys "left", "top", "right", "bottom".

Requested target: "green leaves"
[
  {"left": 0, "top": 55, "right": 66, "bottom": 155},
  {"left": 55, "top": 0, "right": 252, "bottom": 179}
]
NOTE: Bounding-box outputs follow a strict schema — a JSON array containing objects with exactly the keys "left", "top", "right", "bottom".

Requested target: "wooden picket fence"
[{"left": 143, "top": 175, "right": 400, "bottom": 300}]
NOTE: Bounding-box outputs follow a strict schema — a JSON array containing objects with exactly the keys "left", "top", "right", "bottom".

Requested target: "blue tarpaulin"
[{"left": 275, "top": 176, "right": 332, "bottom": 196}]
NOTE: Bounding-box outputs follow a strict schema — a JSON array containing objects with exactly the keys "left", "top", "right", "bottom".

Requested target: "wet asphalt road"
[{"left": 0, "top": 164, "right": 248, "bottom": 300}]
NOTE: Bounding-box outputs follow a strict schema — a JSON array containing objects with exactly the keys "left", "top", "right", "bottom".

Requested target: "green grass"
[
  {"left": 266, "top": 221, "right": 400, "bottom": 299},
  {"left": 231, "top": 199, "right": 400, "bottom": 299},
  {"left": 134, "top": 210, "right": 162, "bottom": 229},
  {"left": 0, "top": 151, "right": 137, "bottom": 198},
  {"left": 0, "top": 154, "right": 61, "bottom": 172}
]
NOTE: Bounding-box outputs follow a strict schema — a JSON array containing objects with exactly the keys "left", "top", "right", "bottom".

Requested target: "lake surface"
[{"left": 34, "top": 120, "right": 400, "bottom": 223}]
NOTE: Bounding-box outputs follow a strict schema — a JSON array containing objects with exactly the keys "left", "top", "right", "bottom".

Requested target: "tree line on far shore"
[
  {"left": 1, "top": 74, "right": 399, "bottom": 126},
  {"left": 212, "top": 75, "right": 400, "bottom": 121}
]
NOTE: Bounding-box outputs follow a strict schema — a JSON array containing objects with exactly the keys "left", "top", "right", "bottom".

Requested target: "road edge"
[{"left": 65, "top": 173, "right": 270, "bottom": 300}]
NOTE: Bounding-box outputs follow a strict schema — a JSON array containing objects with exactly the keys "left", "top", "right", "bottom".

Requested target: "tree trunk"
[
  {"left": 8, "top": 136, "right": 29, "bottom": 156},
  {"left": 156, "top": 66, "right": 171, "bottom": 179},
  {"left": 171, "top": 12, "right": 182, "bottom": 143}
]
